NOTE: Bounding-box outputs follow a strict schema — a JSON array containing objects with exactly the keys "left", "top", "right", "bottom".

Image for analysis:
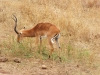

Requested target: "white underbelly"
[{"left": 41, "top": 35, "right": 47, "bottom": 38}]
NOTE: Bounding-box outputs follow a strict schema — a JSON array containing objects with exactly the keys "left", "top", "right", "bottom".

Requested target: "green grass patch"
[
  {"left": 2, "top": 37, "right": 95, "bottom": 66},
  {"left": 3, "top": 37, "right": 34, "bottom": 58}
]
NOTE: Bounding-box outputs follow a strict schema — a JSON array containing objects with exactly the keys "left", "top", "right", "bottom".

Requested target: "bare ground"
[{"left": 0, "top": 57, "right": 96, "bottom": 75}]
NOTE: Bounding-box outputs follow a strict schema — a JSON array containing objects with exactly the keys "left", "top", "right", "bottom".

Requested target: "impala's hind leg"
[
  {"left": 55, "top": 34, "right": 60, "bottom": 48},
  {"left": 48, "top": 37, "right": 54, "bottom": 58},
  {"left": 55, "top": 34, "right": 62, "bottom": 61},
  {"left": 55, "top": 37, "right": 60, "bottom": 48}
]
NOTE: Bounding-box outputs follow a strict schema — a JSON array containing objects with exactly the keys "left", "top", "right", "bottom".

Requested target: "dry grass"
[{"left": 0, "top": 0, "right": 100, "bottom": 75}]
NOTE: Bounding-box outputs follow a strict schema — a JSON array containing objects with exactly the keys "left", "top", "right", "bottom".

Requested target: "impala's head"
[
  {"left": 17, "top": 28, "right": 26, "bottom": 43},
  {"left": 12, "top": 15, "right": 26, "bottom": 43}
]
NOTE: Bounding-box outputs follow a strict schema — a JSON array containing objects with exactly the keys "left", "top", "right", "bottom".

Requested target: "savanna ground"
[{"left": 0, "top": 0, "right": 100, "bottom": 75}]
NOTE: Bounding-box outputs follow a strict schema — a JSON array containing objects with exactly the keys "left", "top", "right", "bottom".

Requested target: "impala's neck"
[{"left": 21, "top": 29, "right": 35, "bottom": 37}]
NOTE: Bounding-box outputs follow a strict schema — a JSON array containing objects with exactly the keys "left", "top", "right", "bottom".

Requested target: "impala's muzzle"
[
  {"left": 17, "top": 34, "right": 20, "bottom": 43},
  {"left": 17, "top": 34, "right": 22, "bottom": 43}
]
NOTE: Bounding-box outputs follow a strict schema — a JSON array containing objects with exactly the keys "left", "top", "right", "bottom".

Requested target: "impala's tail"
[{"left": 51, "top": 33, "right": 60, "bottom": 48}]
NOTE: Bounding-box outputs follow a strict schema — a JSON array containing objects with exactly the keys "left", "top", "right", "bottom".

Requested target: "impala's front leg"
[
  {"left": 39, "top": 36, "right": 43, "bottom": 54},
  {"left": 35, "top": 36, "right": 42, "bottom": 54},
  {"left": 35, "top": 36, "right": 39, "bottom": 45},
  {"left": 40, "top": 36, "right": 42, "bottom": 46}
]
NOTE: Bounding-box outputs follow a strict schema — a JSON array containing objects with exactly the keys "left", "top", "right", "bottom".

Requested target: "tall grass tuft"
[{"left": 3, "top": 37, "right": 34, "bottom": 58}]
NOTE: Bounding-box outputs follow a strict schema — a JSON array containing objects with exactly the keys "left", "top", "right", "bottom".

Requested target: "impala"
[{"left": 12, "top": 15, "right": 60, "bottom": 58}]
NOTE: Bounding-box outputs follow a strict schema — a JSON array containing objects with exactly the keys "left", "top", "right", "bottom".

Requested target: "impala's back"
[{"left": 33, "top": 23, "right": 60, "bottom": 37}]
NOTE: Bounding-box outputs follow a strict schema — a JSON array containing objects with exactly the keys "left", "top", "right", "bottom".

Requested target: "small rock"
[
  {"left": 0, "top": 67, "right": 2, "bottom": 69},
  {"left": 77, "top": 65, "right": 79, "bottom": 68},
  {"left": 13, "top": 58, "right": 21, "bottom": 63},
  {"left": 0, "top": 57, "right": 8, "bottom": 62},
  {"left": 0, "top": 69, "right": 10, "bottom": 74},
  {"left": 41, "top": 65, "right": 47, "bottom": 69}
]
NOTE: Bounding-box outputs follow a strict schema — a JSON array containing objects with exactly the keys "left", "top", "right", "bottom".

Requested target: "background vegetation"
[{"left": 0, "top": 0, "right": 100, "bottom": 75}]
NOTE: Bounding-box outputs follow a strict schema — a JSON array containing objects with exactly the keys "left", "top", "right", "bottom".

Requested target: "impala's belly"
[
  {"left": 41, "top": 35, "right": 47, "bottom": 38},
  {"left": 40, "top": 35, "right": 55, "bottom": 44}
]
